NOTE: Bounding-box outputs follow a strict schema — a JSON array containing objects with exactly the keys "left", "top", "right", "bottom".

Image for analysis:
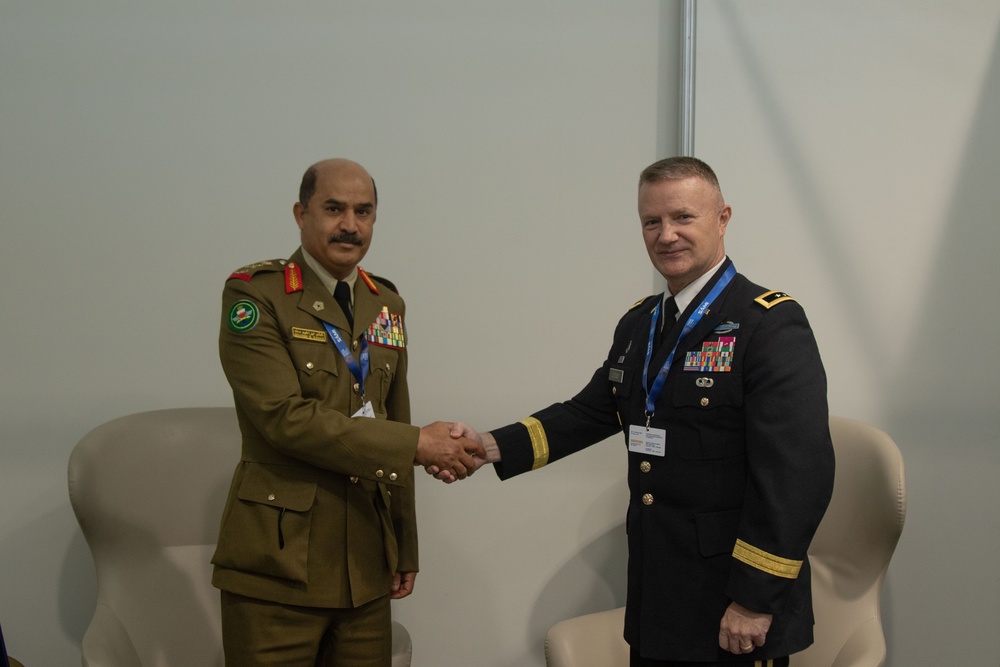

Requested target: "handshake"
[{"left": 415, "top": 421, "right": 500, "bottom": 483}]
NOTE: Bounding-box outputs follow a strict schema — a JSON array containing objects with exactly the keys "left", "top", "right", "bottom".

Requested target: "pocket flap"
[{"left": 236, "top": 462, "right": 317, "bottom": 512}]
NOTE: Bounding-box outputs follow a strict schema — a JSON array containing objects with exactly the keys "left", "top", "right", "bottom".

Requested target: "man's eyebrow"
[{"left": 321, "top": 198, "right": 374, "bottom": 209}]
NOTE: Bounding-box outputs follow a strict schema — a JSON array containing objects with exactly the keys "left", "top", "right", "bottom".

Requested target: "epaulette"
[
  {"left": 361, "top": 268, "right": 400, "bottom": 295},
  {"left": 754, "top": 289, "right": 796, "bottom": 310},
  {"left": 228, "top": 259, "right": 305, "bottom": 294},
  {"left": 628, "top": 295, "right": 655, "bottom": 312},
  {"left": 227, "top": 259, "right": 286, "bottom": 282}
]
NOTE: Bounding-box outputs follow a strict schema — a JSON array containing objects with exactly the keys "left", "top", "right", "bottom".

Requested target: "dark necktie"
[
  {"left": 333, "top": 281, "right": 354, "bottom": 329},
  {"left": 655, "top": 296, "right": 679, "bottom": 351},
  {"left": 661, "top": 296, "right": 679, "bottom": 335}
]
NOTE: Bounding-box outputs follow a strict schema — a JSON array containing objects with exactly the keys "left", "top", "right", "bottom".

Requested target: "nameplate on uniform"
[
  {"left": 609, "top": 368, "right": 625, "bottom": 383},
  {"left": 291, "top": 327, "right": 327, "bottom": 342},
  {"left": 629, "top": 425, "right": 666, "bottom": 457}
]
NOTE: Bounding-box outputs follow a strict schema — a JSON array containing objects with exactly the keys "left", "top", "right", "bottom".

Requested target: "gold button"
[
  {"left": 288, "top": 262, "right": 295, "bottom": 268},
  {"left": 639, "top": 461, "right": 651, "bottom": 473},
  {"left": 642, "top": 493, "right": 654, "bottom": 505},
  {"left": 353, "top": 382, "right": 360, "bottom": 394},
  {"left": 386, "top": 363, "right": 391, "bottom": 370},
  {"left": 267, "top": 493, "right": 275, "bottom": 501},
  {"left": 389, "top": 472, "right": 398, "bottom": 481},
  {"left": 700, "top": 397, "right": 710, "bottom": 407},
  {"left": 350, "top": 476, "right": 359, "bottom": 484},
  {"left": 375, "top": 469, "right": 384, "bottom": 478},
  {"left": 353, "top": 340, "right": 359, "bottom": 350},
  {"left": 305, "top": 361, "right": 314, "bottom": 370}
]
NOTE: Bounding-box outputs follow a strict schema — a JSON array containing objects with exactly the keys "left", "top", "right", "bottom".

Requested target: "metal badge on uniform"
[
  {"left": 683, "top": 336, "right": 735, "bottom": 372},
  {"left": 366, "top": 307, "right": 406, "bottom": 349},
  {"left": 609, "top": 368, "right": 625, "bottom": 383},
  {"left": 713, "top": 321, "right": 740, "bottom": 335},
  {"left": 628, "top": 424, "right": 666, "bottom": 457},
  {"left": 291, "top": 327, "right": 327, "bottom": 342}
]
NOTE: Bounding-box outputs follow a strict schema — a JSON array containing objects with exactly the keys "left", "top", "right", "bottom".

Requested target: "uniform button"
[
  {"left": 642, "top": 493, "right": 654, "bottom": 505},
  {"left": 700, "top": 397, "right": 710, "bottom": 407},
  {"left": 350, "top": 476, "right": 359, "bottom": 484},
  {"left": 385, "top": 363, "right": 391, "bottom": 370},
  {"left": 353, "top": 382, "right": 361, "bottom": 394},
  {"left": 389, "top": 472, "right": 398, "bottom": 481},
  {"left": 305, "top": 362, "right": 314, "bottom": 370},
  {"left": 267, "top": 493, "right": 275, "bottom": 501},
  {"left": 639, "top": 461, "right": 651, "bottom": 473},
  {"left": 375, "top": 469, "right": 384, "bottom": 478},
  {"left": 352, "top": 340, "right": 359, "bottom": 350}
]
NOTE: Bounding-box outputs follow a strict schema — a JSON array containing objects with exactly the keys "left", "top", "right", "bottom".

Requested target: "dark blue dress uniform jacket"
[{"left": 491, "top": 259, "right": 835, "bottom": 662}]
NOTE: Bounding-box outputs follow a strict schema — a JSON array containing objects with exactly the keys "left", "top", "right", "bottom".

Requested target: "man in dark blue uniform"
[{"left": 442, "top": 157, "right": 835, "bottom": 666}]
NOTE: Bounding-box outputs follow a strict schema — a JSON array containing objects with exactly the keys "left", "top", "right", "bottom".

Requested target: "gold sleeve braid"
[
  {"left": 520, "top": 417, "right": 550, "bottom": 470},
  {"left": 732, "top": 539, "right": 803, "bottom": 579}
]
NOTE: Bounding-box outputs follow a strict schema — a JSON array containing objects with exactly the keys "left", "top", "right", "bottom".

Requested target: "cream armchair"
[
  {"left": 544, "top": 416, "right": 906, "bottom": 667},
  {"left": 68, "top": 407, "right": 412, "bottom": 667}
]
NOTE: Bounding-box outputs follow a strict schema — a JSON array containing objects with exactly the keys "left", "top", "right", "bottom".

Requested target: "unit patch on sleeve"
[
  {"left": 228, "top": 300, "right": 260, "bottom": 333},
  {"left": 366, "top": 307, "right": 406, "bottom": 349},
  {"left": 683, "top": 336, "right": 735, "bottom": 372}
]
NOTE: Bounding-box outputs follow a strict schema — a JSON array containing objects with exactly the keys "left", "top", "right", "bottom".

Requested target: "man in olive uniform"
[
  {"left": 213, "top": 158, "right": 483, "bottom": 666},
  {"left": 444, "top": 157, "right": 835, "bottom": 666}
]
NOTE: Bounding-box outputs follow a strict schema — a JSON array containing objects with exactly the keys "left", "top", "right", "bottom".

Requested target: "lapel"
[
  {"left": 649, "top": 263, "right": 738, "bottom": 372},
  {"left": 353, "top": 271, "right": 386, "bottom": 340},
  {"left": 290, "top": 249, "right": 353, "bottom": 334}
]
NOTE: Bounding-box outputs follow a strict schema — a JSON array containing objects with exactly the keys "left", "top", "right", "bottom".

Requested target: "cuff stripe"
[
  {"left": 520, "top": 417, "right": 549, "bottom": 470},
  {"left": 732, "top": 539, "right": 802, "bottom": 579}
]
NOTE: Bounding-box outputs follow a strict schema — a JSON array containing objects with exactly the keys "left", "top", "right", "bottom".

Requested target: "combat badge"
[{"left": 229, "top": 300, "right": 259, "bottom": 333}]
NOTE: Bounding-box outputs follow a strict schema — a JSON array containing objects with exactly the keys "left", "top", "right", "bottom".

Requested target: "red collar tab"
[
  {"left": 285, "top": 262, "right": 303, "bottom": 294},
  {"left": 358, "top": 268, "right": 379, "bottom": 295}
]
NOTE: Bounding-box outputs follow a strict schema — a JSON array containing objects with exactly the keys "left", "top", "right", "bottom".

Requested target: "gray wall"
[
  {"left": 0, "top": 3, "right": 671, "bottom": 666},
  {"left": 694, "top": 2, "right": 1000, "bottom": 666},
  {"left": 1, "top": 1, "right": 996, "bottom": 666}
]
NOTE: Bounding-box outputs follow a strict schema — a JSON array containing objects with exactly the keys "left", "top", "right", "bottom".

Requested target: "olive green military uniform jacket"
[{"left": 212, "top": 248, "right": 419, "bottom": 609}]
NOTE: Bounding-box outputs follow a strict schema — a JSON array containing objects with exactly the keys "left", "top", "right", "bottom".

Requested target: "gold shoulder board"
[
  {"left": 754, "top": 290, "right": 796, "bottom": 309},
  {"left": 629, "top": 295, "right": 653, "bottom": 312}
]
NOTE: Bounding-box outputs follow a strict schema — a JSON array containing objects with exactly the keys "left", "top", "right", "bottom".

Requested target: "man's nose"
[
  {"left": 658, "top": 222, "right": 678, "bottom": 243},
  {"left": 339, "top": 211, "right": 359, "bottom": 232}
]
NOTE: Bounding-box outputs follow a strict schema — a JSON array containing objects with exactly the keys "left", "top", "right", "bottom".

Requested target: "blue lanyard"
[
  {"left": 322, "top": 322, "right": 370, "bottom": 401},
  {"left": 641, "top": 263, "right": 737, "bottom": 424}
]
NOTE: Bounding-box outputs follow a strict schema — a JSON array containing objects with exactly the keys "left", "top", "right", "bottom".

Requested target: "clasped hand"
[
  {"left": 415, "top": 421, "right": 487, "bottom": 481},
  {"left": 416, "top": 422, "right": 494, "bottom": 483}
]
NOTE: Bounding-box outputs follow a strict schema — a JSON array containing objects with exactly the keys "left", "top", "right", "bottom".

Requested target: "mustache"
[{"left": 329, "top": 232, "right": 363, "bottom": 246}]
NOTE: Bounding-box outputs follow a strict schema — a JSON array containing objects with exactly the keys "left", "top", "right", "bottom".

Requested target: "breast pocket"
[
  {"left": 288, "top": 339, "right": 341, "bottom": 397},
  {"left": 671, "top": 371, "right": 745, "bottom": 460},
  {"left": 366, "top": 346, "right": 399, "bottom": 417}
]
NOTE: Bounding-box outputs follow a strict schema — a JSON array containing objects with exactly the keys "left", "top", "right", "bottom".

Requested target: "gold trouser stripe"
[
  {"left": 520, "top": 417, "right": 549, "bottom": 470},
  {"left": 733, "top": 539, "right": 802, "bottom": 579},
  {"left": 754, "top": 661, "right": 774, "bottom": 667}
]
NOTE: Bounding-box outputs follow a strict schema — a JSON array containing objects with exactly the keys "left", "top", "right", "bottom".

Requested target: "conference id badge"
[
  {"left": 628, "top": 424, "right": 666, "bottom": 457},
  {"left": 352, "top": 401, "right": 376, "bottom": 419}
]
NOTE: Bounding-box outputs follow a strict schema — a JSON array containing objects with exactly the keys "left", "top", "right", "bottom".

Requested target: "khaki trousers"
[{"left": 221, "top": 591, "right": 392, "bottom": 667}]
